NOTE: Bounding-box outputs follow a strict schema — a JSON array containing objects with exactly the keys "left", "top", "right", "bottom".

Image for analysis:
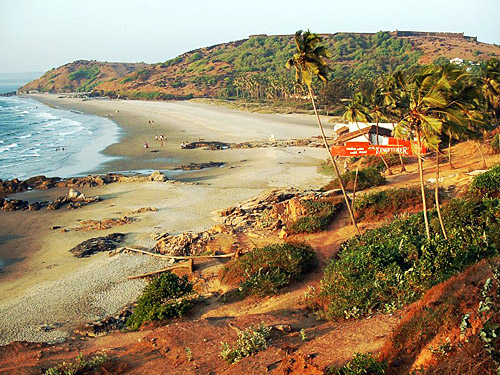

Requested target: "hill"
[{"left": 21, "top": 31, "right": 500, "bottom": 100}]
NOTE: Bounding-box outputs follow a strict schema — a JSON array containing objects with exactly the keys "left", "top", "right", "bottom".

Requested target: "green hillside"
[{"left": 21, "top": 31, "right": 500, "bottom": 101}]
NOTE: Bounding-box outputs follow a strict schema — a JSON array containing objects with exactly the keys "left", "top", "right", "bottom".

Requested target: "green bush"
[
  {"left": 288, "top": 199, "right": 343, "bottom": 233},
  {"left": 44, "top": 353, "right": 111, "bottom": 375},
  {"left": 323, "top": 167, "right": 386, "bottom": 192},
  {"left": 316, "top": 198, "right": 500, "bottom": 320},
  {"left": 221, "top": 242, "right": 315, "bottom": 296},
  {"left": 220, "top": 323, "right": 271, "bottom": 363},
  {"left": 127, "top": 272, "right": 194, "bottom": 330},
  {"left": 325, "top": 353, "right": 387, "bottom": 375},
  {"left": 470, "top": 164, "right": 500, "bottom": 197},
  {"left": 354, "top": 186, "right": 439, "bottom": 221},
  {"left": 68, "top": 66, "right": 100, "bottom": 81}
]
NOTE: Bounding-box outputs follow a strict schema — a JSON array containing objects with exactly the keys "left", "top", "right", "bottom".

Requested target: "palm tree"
[
  {"left": 394, "top": 66, "right": 449, "bottom": 240},
  {"left": 382, "top": 71, "right": 409, "bottom": 172},
  {"left": 343, "top": 92, "right": 393, "bottom": 173},
  {"left": 481, "top": 58, "right": 500, "bottom": 125},
  {"left": 287, "top": 30, "right": 360, "bottom": 234}
]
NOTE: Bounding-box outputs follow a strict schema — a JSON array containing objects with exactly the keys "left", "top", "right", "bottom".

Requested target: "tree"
[
  {"left": 480, "top": 58, "right": 500, "bottom": 125},
  {"left": 343, "top": 92, "right": 392, "bottom": 173},
  {"left": 394, "top": 66, "right": 448, "bottom": 240},
  {"left": 286, "top": 30, "right": 360, "bottom": 234},
  {"left": 382, "top": 71, "right": 409, "bottom": 172}
]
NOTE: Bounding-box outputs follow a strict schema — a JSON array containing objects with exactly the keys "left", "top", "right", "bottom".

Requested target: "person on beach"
[{"left": 144, "top": 142, "right": 149, "bottom": 148}]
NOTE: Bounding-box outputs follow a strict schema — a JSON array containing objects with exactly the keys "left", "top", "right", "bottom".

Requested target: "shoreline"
[
  {"left": 0, "top": 96, "right": 121, "bottom": 181},
  {"left": 0, "top": 95, "right": 332, "bottom": 345}
]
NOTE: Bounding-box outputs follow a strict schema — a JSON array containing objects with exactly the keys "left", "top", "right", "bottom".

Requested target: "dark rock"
[{"left": 69, "top": 233, "right": 126, "bottom": 258}]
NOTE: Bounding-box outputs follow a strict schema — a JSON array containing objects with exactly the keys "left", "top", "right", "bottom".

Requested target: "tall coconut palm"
[
  {"left": 382, "top": 71, "right": 409, "bottom": 172},
  {"left": 286, "top": 30, "right": 360, "bottom": 234},
  {"left": 394, "top": 66, "right": 448, "bottom": 240}
]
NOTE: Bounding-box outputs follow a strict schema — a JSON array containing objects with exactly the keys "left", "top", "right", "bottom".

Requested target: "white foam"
[
  {"left": 35, "top": 112, "right": 57, "bottom": 120},
  {"left": 0, "top": 143, "right": 18, "bottom": 153},
  {"left": 16, "top": 134, "right": 33, "bottom": 139}
]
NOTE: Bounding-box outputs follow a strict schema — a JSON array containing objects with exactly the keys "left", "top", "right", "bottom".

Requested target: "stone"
[
  {"left": 69, "top": 233, "right": 126, "bottom": 258},
  {"left": 68, "top": 188, "right": 81, "bottom": 199},
  {"left": 148, "top": 171, "right": 168, "bottom": 182}
]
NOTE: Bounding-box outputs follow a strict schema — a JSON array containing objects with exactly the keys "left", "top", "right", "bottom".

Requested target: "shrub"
[
  {"left": 221, "top": 242, "right": 315, "bottom": 296},
  {"left": 126, "top": 272, "right": 193, "bottom": 330},
  {"left": 220, "top": 323, "right": 272, "bottom": 363},
  {"left": 288, "top": 199, "right": 343, "bottom": 233},
  {"left": 322, "top": 167, "right": 385, "bottom": 192},
  {"left": 315, "top": 198, "right": 500, "bottom": 320},
  {"left": 362, "top": 154, "right": 409, "bottom": 171},
  {"left": 354, "top": 186, "right": 440, "bottom": 221},
  {"left": 325, "top": 353, "right": 387, "bottom": 375},
  {"left": 44, "top": 353, "right": 111, "bottom": 375},
  {"left": 68, "top": 66, "right": 100, "bottom": 81},
  {"left": 470, "top": 164, "right": 500, "bottom": 197}
]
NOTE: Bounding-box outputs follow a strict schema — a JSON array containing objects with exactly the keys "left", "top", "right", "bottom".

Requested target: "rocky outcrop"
[
  {"left": 75, "top": 217, "right": 135, "bottom": 231},
  {"left": 0, "top": 172, "right": 171, "bottom": 200},
  {"left": 148, "top": 171, "right": 168, "bottom": 182},
  {"left": 0, "top": 176, "right": 60, "bottom": 198},
  {"left": 171, "top": 162, "right": 225, "bottom": 171},
  {"left": 153, "top": 231, "right": 214, "bottom": 256},
  {"left": 69, "top": 233, "right": 126, "bottom": 258},
  {"left": 216, "top": 188, "right": 342, "bottom": 231},
  {"left": 181, "top": 138, "right": 324, "bottom": 151}
]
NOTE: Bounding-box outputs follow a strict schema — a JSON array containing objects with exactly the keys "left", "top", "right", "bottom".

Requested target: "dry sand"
[{"left": 0, "top": 95, "right": 332, "bottom": 345}]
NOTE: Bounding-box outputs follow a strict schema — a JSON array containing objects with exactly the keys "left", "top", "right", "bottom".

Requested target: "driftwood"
[
  {"left": 127, "top": 259, "right": 194, "bottom": 280},
  {"left": 122, "top": 246, "right": 240, "bottom": 260}
]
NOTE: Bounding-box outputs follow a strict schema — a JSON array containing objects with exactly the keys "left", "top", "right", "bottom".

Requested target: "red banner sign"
[{"left": 331, "top": 139, "right": 423, "bottom": 157}]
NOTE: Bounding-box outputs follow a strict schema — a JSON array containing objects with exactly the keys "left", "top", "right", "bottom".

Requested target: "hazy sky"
[{"left": 1, "top": 0, "right": 499, "bottom": 73}]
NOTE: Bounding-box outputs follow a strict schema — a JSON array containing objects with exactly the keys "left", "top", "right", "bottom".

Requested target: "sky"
[{"left": 0, "top": 0, "right": 499, "bottom": 73}]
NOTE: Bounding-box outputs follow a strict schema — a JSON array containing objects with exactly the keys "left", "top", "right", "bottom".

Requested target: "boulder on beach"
[
  {"left": 68, "top": 188, "right": 81, "bottom": 199},
  {"left": 148, "top": 171, "right": 168, "bottom": 182},
  {"left": 69, "top": 233, "right": 126, "bottom": 258}
]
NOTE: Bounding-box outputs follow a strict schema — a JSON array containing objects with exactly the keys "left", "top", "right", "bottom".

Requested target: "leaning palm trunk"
[
  {"left": 352, "top": 121, "right": 392, "bottom": 173},
  {"left": 309, "top": 87, "right": 360, "bottom": 234},
  {"left": 435, "top": 151, "right": 447, "bottom": 239},
  {"left": 448, "top": 137, "right": 455, "bottom": 169},
  {"left": 416, "top": 132, "right": 431, "bottom": 241},
  {"left": 375, "top": 119, "right": 392, "bottom": 175},
  {"left": 396, "top": 136, "right": 407, "bottom": 172}
]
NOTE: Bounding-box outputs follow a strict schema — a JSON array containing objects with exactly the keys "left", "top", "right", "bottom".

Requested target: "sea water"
[{"left": 0, "top": 95, "right": 120, "bottom": 180}]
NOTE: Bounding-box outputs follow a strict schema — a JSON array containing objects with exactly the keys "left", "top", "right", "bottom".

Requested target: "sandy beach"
[{"left": 0, "top": 95, "right": 332, "bottom": 345}]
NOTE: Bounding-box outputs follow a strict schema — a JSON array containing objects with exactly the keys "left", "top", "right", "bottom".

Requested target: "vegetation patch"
[
  {"left": 221, "top": 242, "right": 315, "bottom": 296},
  {"left": 325, "top": 353, "right": 387, "bottom": 375},
  {"left": 322, "top": 166, "right": 386, "bottom": 191},
  {"left": 470, "top": 164, "right": 500, "bottom": 197},
  {"left": 126, "top": 272, "right": 194, "bottom": 330},
  {"left": 220, "top": 323, "right": 272, "bottom": 363},
  {"left": 44, "top": 352, "right": 113, "bottom": 375},
  {"left": 68, "top": 66, "right": 100, "bottom": 82},
  {"left": 354, "top": 186, "right": 440, "bottom": 221},
  {"left": 288, "top": 199, "right": 343, "bottom": 234},
  {"left": 312, "top": 197, "right": 500, "bottom": 320}
]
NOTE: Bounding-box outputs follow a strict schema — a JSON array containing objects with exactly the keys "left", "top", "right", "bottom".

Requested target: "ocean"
[{"left": 0, "top": 95, "right": 120, "bottom": 180}]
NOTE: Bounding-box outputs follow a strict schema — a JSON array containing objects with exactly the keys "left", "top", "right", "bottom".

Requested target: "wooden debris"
[{"left": 127, "top": 259, "right": 194, "bottom": 280}]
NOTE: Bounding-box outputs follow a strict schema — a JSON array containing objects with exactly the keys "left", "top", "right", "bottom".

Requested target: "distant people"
[
  {"left": 269, "top": 134, "right": 276, "bottom": 143},
  {"left": 155, "top": 135, "right": 158, "bottom": 141},
  {"left": 144, "top": 142, "right": 149, "bottom": 149},
  {"left": 180, "top": 142, "right": 185, "bottom": 149}
]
